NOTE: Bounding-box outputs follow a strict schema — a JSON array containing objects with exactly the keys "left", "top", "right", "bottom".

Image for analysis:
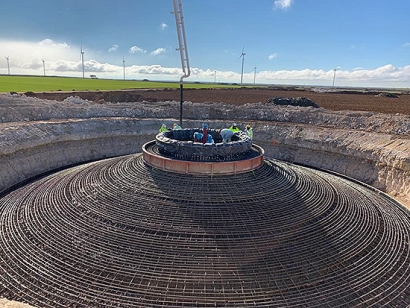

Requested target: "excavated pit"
[
  {"left": 0, "top": 134, "right": 409, "bottom": 306},
  {"left": 0, "top": 92, "right": 409, "bottom": 307}
]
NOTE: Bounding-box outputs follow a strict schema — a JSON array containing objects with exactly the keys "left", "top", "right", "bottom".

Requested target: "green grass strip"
[{"left": 0, "top": 75, "right": 245, "bottom": 93}]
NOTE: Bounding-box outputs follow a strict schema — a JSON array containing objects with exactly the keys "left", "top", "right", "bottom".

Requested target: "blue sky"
[{"left": 1, "top": 0, "right": 409, "bottom": 87}]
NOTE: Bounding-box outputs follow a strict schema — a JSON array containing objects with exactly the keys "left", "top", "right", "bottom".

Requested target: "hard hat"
[{"left": 233, "top": 123, "right": 237, "bottom": 126}]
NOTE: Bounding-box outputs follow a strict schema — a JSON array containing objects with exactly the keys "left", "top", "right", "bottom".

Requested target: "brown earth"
[{"left": 26, "top": 87, "right": 410, "bottom": 115}]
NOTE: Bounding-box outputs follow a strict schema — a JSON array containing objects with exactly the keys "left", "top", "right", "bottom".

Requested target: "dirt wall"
[{"left": 1, "top": 94, "right": 409, "bottom": 208}]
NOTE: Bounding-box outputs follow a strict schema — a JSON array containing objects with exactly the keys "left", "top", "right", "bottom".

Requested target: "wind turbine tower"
[
  {"left": 332, "top": 67, "right": 340, "bottom": 87},
  {"left": 81, "top": 44, "right": 85, "bottom": 78},
  {"left": 5, "top": 56, "right": 10, "bottom": 75},
  {"left": 42, "top": 59, "right": 46, "bottom": 76},
  {"left": 240, "top": 48, "right": 246, "bottom": 84},
  {"left": 253, "top": 66, "right": 257, "bottom": 84},
  {"left": 332, "top": 68, "right": 337, "bottom": 87},
  {"left": 123, "top": 57, "right": 126, "bottom": 80}
]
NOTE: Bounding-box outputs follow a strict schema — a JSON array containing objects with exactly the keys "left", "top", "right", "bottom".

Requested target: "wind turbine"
[
  {"left": 5, "top": 56, "right": 10, "bottom": 75},
  {"left": 80, "top": 44, "right": 85, "bottom": 78},
  {"left": 42, "top": 59, "right": 46, "bottom": 76},
  {"left": 239, "top": 47, "right": 246, "bottom": 84},
  {"left": 253, "top": 66, "right": 257, "bottom": 84},
  {"left": 332, "top": 66, "right": 340, "bottom": 87},
  {"left": 123, "top": 56, "right": 126, "bottom": 80}
]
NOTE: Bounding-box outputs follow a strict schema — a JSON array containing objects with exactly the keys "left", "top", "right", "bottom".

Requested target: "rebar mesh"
[
  {"left": 0, "top": 154, "right": 409, "bottom": 307},
  {"left": 156, "top": 129, "right": 254, "bottom": 162},
  {"left": 148, "top": 141, "right": 261, "bottom": 162}
]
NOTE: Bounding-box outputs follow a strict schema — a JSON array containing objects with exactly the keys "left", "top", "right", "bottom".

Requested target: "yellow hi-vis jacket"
[{"left": 229, "top": 126, "right": 240, "bottom": 132}]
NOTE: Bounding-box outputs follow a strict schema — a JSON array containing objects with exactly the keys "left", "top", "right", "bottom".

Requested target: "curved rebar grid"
[
  {"left": 155, "top": 129, "right": 255, "bottom": 162},
  {"left": 0, "top": 154, "right": 409, "bottom": 307}
]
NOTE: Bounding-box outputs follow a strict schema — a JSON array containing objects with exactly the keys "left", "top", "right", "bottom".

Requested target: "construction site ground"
[
  {"left": 27, "top": 87, "right": 410, "bottom": 115},
  {"left": 1, "top": 86, "right": 410, "bottom": 307}
]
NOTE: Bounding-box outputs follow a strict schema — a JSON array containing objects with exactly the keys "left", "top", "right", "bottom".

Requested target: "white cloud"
[
  {"left": 268, "top": 53, "right": 277, "bottom": 60},
  {"left": 21, "top": 58, "right": 44, "bottom": 70},
  {"left": 83, "top": 60, "right": 119, "bottom": 73},
  {"left": 253, "top": 65, "right": 410, "bottom": 87},
  {"left": 273, "top": 0, "right": 292, "bottom": 10},
  {"left": 1, "top": 38, "right": 409, "bottom": 87},
  {"left": 160, "top": 23, "right": 168, "bottom": 30},
  {"left": 0, "top": 38, "right": 77, "bottom": 72},
  {"left": 51, "top": 59, "right": 121, "bottom": 74},
  {"left": 39, "top": 39, "right": 70, "bottom": 49},
  {"left": 52, "top": 60, "right": 81, "bottom": 72},
  {"left": 108, "top": 44, "right": 119, "bottom": 52},
  {"left": 129, "top": 46, "right": 147, "bottom": 54},
  {"left": 404, "top": 42, "right": 410, "bottom": 47},
  {"left": 128, "top": 64, "right": 180, "bottom": 75},
  {"left": 150, "top": 48, "right": 167, "bottom": 56}
]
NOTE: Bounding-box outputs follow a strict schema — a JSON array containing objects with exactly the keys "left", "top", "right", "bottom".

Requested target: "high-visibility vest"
[
  {"left": 246, "top": 128, "right": 253, "bottom": 140},
  {"left": 229, "top": 126, "right": 240, "bottom": 132}
]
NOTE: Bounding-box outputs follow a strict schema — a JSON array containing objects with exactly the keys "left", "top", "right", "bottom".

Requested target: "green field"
[{"left": 0, "top": 75, "right": 242, "bottom": 93}]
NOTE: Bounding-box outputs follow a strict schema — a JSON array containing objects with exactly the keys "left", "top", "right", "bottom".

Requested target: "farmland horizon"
[{"left": 1, "top": 74, "right": 409, "bottom": 94}]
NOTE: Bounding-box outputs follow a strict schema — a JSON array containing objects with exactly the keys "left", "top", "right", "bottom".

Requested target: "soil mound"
[
  {"left": 265, "top": 96, "right": 320, "bottom": 108},
  {"left": 376, "top": 92, "right": 399, "bottom": 98}
]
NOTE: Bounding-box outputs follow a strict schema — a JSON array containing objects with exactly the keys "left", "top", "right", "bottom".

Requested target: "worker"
[
  {"left": 206, "top": 134, "right": 215, "bottom": 144},
  {"left": 159, "top": 124, "right": 167, "bottom": 133},
  {"left": 229, "top": 123, "right": 240, "bottom": 132},
  {"left": 245, "top": 124, "right": 253, "bottom": 140},
  {"left": 201, "top": 123, "right": 208, "bottom": 144},
  {"left": 220, "top": 128, "right": 234, "bottom": 144},
  {"left": 193, "top": 132, "right": 203, "bottom": 142},
  {"left": 173, "top": 123, "right": 182, "bottom": 130}
]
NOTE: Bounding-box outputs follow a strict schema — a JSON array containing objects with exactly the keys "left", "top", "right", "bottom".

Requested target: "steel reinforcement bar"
[{"left": 0, "top": 154, "right": 409, "bottom": 307}]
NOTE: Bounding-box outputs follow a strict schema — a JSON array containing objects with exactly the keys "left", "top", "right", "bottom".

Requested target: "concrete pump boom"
[
  {"left": 173, "top": 0, "right": 190, "bottom": 126},
  {"left": 173, "top": 0, "right": 190, "bottom": 83}
]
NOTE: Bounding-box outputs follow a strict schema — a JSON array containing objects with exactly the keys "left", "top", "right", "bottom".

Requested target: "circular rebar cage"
[
  {"left": 156, "top": 128, "right": 253, "bottom": 162},
  {"left": 0, "top": 153, "right": 409, "bottom": 307}
]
